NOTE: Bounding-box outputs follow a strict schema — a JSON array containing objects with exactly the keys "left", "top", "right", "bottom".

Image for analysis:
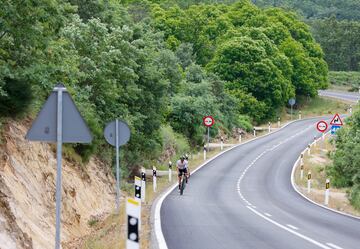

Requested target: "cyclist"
[{"left": 176, "top": 155, "right": 189, "bottom": 190}]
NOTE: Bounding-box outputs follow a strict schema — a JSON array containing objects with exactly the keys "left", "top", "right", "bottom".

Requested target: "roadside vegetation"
[
  {"left": 0, "top": 0, "right": 328, "bottom": 176},
  {"left": 327, "top": 107, "right": 360, "bottom": 210},
  {"left": 328, "top": 71, "right": 360, "bottom": 92},
  {"left": 294, "top": 133, "right": 360, "bottom": 217}
]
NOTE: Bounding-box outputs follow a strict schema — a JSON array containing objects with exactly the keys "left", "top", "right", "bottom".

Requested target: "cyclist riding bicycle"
[{"left": 176, "top": 155, "right": 190, "bottom": 190}]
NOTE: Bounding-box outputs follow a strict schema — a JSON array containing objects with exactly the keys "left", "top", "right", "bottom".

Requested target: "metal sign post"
[
  {"left": 26, "top": 83, "right": 92, "bottom": 249},
  {"left": 289, "top": 98, "right": 296, "bottom": 120},
  {"left": 207, "top": 126, "right": 210, "bottom": 152},
  {"left": 104, "top": 119, "right": 131, "bottom": 212},
  {"left": 55, "top": 86, "right": 63, "bottom": 249}
]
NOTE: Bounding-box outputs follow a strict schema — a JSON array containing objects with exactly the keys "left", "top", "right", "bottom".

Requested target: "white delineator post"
[
  {"left": 203, "top": 146, "right": 207, "bottom": 161},
  {"left": 268, "top": 122, "right": 271, "bottom": 133},
  {"left": 168, "top": 161, "right": 172, "bottom": 182},
  {"left": 278, "top": 117, "right": 280, "bottom": 128},
  {"left": 134, "top": 177, "right": 142, "bottom": 202},
  {"left": 141, "top": 170, "right": 146, "bottom": 203},
  {"left": 308, "top": 144, "right": 311, "bottom": 155},
  {"left": 298, "top": 111, "right": 302, "bottom": 120},
  {"left": 220, "top": 136, "right": 224, "bottom": 151},
  {"left": 313, "top": 136, "right": 317, "bottom": 147},
  {"left": 300, "top": 153, "right": 304, "bottom": 165},
  {"left": 126, "top": 198, "right": 140, "bottom": 249},
  {"left": 134, "top": 176, "right": 142, "bottom": 229},
  {"left": 325, "top": 179, "right": 330, "bottom": 206},
  {"left": 153, "top": 167, "right": 157, "bottom": 193},
  {"left": 300, "top": 163, "right": 304, "bottom": 180},
  {"left": 239, "top": 134, "right": 242, "bottom": 143},
  {"left": 253, "top": 128, "right": 256, "bottom": 137},
  {"left": 307, "top": 171, "right": 312, "bottom": 193}
]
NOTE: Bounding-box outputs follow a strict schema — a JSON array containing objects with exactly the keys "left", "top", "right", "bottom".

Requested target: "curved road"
[
  {"left": 160, "top": 117, "right": 360, "bottom": 249},
  {"left": 319, "top": 90, "right": 359, "bottom": 103}
]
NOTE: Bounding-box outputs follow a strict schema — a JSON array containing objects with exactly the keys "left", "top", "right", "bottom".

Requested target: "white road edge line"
[
  {"left": 326, "top": 243, "right": 344, "bottom": 249},
  {"left": 286, "top": 224, "right": 299, "bottom": 230},
  {"left": 290, "top": 129, "right": 360, "bottom": 221},
  {"left": 247, "top": 206, "right": 332, "bottom": 249},
  {"left": 154, "top": 116, "right": 332, "bottom": 249},
  {"left": 264, "top": 212, "right": 272, "bottom": 217}
]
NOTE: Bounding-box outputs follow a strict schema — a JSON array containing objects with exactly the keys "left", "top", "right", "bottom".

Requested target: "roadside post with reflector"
[
  {"left": 203, "top": 145, "right": 207, "bottom": 161},
  {"left": 308, "top": 144, "right": 311, "bottom": 155},
  {"left": 325, "top": 179, "right": 330, "bottom": 206},
  {"left": 307, "top": 171, "right": 312, "bottom": 193},
  {"left": 168, "top": 161, "right": 172, "bottom": 182},
  {"left": 126, "top": 198, "right": 140, "bottom": 249},
  {"left": 153, "top": 167, "right": 157, "bottom": 192},
  {"left": 134, "top": 176, "right": 141, "bottom": 202},
  {"left": 300, "top": 162, "right": 304, "bottom": 180},
  {"left": 141, "top": 170, "right": 146, "bottom": 203},
  {"left": 220, "top": 136, "right": 224, "bottom": 151}
]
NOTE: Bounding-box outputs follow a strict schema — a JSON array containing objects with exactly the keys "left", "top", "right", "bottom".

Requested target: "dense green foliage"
[
  {"left": 0, "top": 0, "right": 327, "bottom": 174},
  {"left": 328, "top": 109, "right": 360, "bottom": 210},
  {"left": 256, "top": 1, "right": 360, "bottom": 72},
  {"left": 329, "top": 71, "right": 360, "bottom": 90},
  {"left": 311, "top": 18, "right": 360, "bottom": 71},
  {"left": 256, "top": 0, "right": 360, "bottom": 20},
  {"left": 152, "top": 1, "right": 327, "bottom": 121}
]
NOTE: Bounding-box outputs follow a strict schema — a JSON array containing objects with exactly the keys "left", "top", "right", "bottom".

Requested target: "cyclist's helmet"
[
  {"left": 180, "top": 155, "right": 185, "bottom": 160},
  {"left": 185, "top": 154, "right": 189, "bottom": 160}
]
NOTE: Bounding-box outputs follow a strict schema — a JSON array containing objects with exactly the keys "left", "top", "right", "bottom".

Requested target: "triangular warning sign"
[
  {"left": 26, "top": 88, "right": 92, "bottom": 143},
  {"left": 330, "top": 114, "right": 343, "bottom": 126}
]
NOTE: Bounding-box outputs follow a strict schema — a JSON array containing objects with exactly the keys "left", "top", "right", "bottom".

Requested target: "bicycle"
[{"left": 179, "top": 171, "right": 188, "bottom": 195}]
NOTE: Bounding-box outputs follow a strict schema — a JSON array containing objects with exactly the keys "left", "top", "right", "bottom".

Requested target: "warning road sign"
[
  {"left": 316, "top": 121, "right": 328, "bottom": 133},
  {"left": 330, "top": 114, "right": 343, "bottom": 126}
]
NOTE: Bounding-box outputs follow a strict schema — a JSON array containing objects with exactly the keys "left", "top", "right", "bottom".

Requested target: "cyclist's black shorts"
[{"left": 178, "top": 168, "right": 188, "bottom": 177}]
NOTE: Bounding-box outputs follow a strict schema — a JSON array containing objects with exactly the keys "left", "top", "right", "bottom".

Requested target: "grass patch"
[
  {"left": 280, "top": 95, "right": 350, "bottom": 122},
  {"left": 329, "top": 71, "right": 360, "bottom": 91}
]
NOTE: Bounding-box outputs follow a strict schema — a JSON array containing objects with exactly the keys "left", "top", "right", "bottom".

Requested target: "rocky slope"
[{"left": 0, "top": 119, "right": 116, "bottom": 249}]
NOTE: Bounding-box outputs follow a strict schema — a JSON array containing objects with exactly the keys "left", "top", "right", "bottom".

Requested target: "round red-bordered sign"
[
  {"left": 203, "top": 116, "right": 215, "bottom": 127},
  {"left": 316, "top": 121, "right": 328, "bottom": 133}
]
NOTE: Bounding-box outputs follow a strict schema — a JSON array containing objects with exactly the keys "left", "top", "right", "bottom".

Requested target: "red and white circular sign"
[
  {"left": 203, "top": 116, "right": 215, "bottom": 127},
  {"left": 316, "top": 121, "right": 328, "bottom": 133}
]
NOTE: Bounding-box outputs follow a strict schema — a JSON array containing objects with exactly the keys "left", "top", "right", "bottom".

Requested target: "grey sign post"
[
  {"left": 104, "top": 119, "right": 130, "bottom": 212},
  {"left": 26, "top": 83, "right": 92, "bottom": 249},
  {"left": 288, "top": 98, "right": 296, "bottom": 120}
]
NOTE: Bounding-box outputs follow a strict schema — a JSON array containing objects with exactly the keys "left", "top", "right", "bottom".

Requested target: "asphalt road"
[
  {"left": 160, "top": 117, "right": 360, "bottom": 249},
  {"left": 319, "top": 90, "right": 359, "bottom": 103}
]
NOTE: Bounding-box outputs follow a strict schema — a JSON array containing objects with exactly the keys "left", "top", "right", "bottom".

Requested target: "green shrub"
[
  {"left": 349, "top": 185, "right": 360, "bottom": 211},
  {"left": 329, "top": 71, "right": 360, "bottom": 89},
  {"left": 238, "top": 115, "right": 253, "bottom": 132}
]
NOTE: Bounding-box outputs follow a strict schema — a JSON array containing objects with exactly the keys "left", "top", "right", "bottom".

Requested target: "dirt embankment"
[{"left": 0, "top": 120, "right": 116, "bottom": 249}]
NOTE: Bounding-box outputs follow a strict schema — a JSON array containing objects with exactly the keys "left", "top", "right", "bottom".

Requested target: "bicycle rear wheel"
[{"left": 180, "top": 175, "right": 186, "bottom": 195}]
